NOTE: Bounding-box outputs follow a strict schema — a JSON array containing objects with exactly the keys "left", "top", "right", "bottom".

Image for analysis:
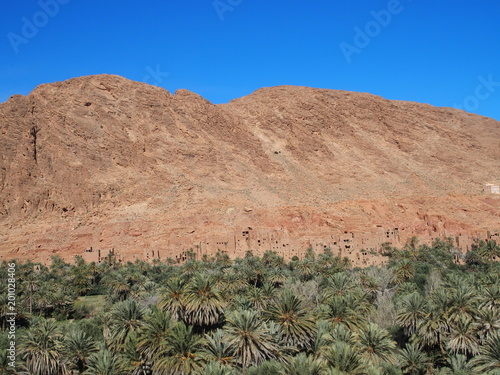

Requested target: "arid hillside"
[{"left": 0, "top": 75, "right": 498, "bottom": 262}]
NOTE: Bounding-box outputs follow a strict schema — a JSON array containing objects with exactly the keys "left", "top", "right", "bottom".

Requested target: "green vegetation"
[{"left": 0, "top": 239, "right": 499, "bottom": 374}]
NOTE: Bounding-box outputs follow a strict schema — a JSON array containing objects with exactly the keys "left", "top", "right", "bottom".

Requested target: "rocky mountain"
[{"left": 0, "top": 74, "right": 498, "bottom": 262}]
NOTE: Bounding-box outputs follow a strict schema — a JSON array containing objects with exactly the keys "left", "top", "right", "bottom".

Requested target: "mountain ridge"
[{"left": 0, "top": 74, "right": 498, "bottom": 262}]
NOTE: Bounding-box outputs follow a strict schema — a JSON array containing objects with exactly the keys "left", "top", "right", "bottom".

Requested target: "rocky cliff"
[{"left": 1, "top": 75, "right": 498, "bottom": 262}]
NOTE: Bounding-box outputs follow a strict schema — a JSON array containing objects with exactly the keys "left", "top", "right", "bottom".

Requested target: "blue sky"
[{"left": 1, "top": 0, "right": 500, "bottom": 120}]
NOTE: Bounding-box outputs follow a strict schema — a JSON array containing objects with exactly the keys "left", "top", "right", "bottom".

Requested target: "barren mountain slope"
[{"left": 0, "top": 75, "right": 498, "bottom": 261}]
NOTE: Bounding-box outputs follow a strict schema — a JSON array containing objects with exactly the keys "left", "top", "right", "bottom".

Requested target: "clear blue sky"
[{"left": 1, "top": 0, "right": 500, "bottom": 120}]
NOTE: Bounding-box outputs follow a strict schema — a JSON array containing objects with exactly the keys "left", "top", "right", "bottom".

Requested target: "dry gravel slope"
[{"left": 0, "top": 75, "right": 498, "bottom": 260}]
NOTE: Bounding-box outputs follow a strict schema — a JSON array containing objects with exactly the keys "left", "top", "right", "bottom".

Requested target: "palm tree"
[
  {"left": 396, "top": 292, "right": 429, "bottom": 336},
  {"left": 474, "top": 307, "right": 500, "bottom": 342},
  {"left": 308, "top": 320, "right": 334, "bottom": 359},
  {"left": 21, "top": 270, "right": 39, "bottom": 314},
  {"left": 353, "top": 323, "right": 396, "bottom": 366},
  {"left": 0, "top": 348, "right": 16, "bottom": 375},
  {"left": 20, "top": 318, "right": 67, "bottom": 375},
  {"left": 294, "top": 259, "right": 317, "bottom": 282},
  {"left": 398, "top": 343, "right": 430, "bottom": 375},
  {"left": 260, "top": 282, "right": 277, "bottom": 302},
  {"left": 63, "top": 327, "right": 98, "bottom": 373},
  {"left": 246, "top": 286, "right": 266, "bottom": 312},
  {"left": 414, "top": 288, "right": 451, "bottom": 355},
  {"left": 239, "top": 255, "right": 265, "bottom": 287},
  {"left": 70, "top": 258, "right": 93, "bottom": 296},
  {"left": 267, "top": 268, "right": 288, "bottom": 287},
  {"left": 158, "top": 277, "right": 186, "bottom": 321},
  {"left": 108, "top": 299, "right": 145, "bottom": 351},
  {"left": 264, "top": 289, "right": 316, "bottom": 351},
  {"left": 414, "top": 312, "right": 448, "bottom": 356},
  {"left": 204, "top": 361, "right": 238, "bottom": 375},
  {"left": 279, "top": 353, "right": 324, "bottom": 375},
  {"left": 446, "top": 283, "right": 479, "bottom": 323},
  {"left": 323, "top": 295, "right": 367, "bottom": 331},
  {"left": 84, "top": 343, "right": 129, "bottom": 375},
  {"left": 392, "top": 259, "right": 415, "bottom": 284},
  {"left": 202, "top": 329, "right": 235, "bottom": 366},
  {"left": 446, "top": 316, "right": 480, "bottom": 356},
  {"left": 479, "top": 284, "right": 500, "bottom": 311},
  {"left": 324, "top": 341, "right": 366, "bottom": 375},
  {"left": 223, "top": 310, "right": 281, "bottom": 375},
  {"left": 477, "top": 240, "right": 500, "bottom": 273},
  {"left": 323, "top": 272, "right": 357, "bottom": 298},
  {"left": 0, "top": 293, "right": 9, "bottom": 332},
  {"left": 137, "top": 305, "right": 172, "bottom": 361},
  {"left": 470, "top": 330, "right": 500, "bottom": 372},
  {"left": 153, "top": 322, "right": 206, "bottom": 375},
  {"left": 329, "top": 324, "right": 355, "bottom": 345},
  {"left": 443, "top": 354, "right": 478, "bottom": 375},
  {"left": 102, "top": 271, "right": 132, "bottom": 302},
  {"left": 183, "top": 274, "right": 224, "bottom": 329},
  {"left": 220, "top": 270, "right": 248, "bottom": 303}
]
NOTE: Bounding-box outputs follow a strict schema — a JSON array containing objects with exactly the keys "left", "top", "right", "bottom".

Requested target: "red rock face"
[{"left": 0, "top": 74, "right": 499, "bottom": 263}]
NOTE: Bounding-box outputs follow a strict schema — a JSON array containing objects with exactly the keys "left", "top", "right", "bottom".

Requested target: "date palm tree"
[
  {"left": 223, "top": 310, "right": 281, "bottom": 375},
  {"left": 63, "top": 327, "right": 98, "bottom": 373},
  {"left": 323, "top": 295, "right": 367, "bottom": 331},
  {"left": 446, "top": 283, "right": 479, "bottom": 323},
  {"left": 204, "top": 361, "right": 238, "bottom": 375},
  {"left": 183, "top": 274, "right": 224, "bottom": 329},
  {"left": 308, "top": 320, "right": 334, "bottom": 359},
  {"left": 323, "top": 272, "right": 357, "bottom": 298},
  {"left": 477, "top": 240, "right": 500, "bottom": 273},
  {"left": 396, "top": 292, "right": 429, "bottom": 336},
  {"left": 21, "top": 270, "right": 39, "bottom": 314},
  {"left": 479, "top": 284, "right": 500, "bottom": 311},
  {"left": 220, "top": 270, "right": 248, "bottom": 302},
  {"left": 353, "top": 323, "right": 396, "bottom": 366},
  {"left": 137, "top": 305, "right": 173, "bottom": 361},
  {"left": 392, "top": 259, "right": 415, "bottom": 284},
  {"left": 246, "top": 286, "right": 266, "bottom": 312},
  {"left": 0, "top": 293, "right": 9, "bottom": 332},
  {"left": 108, "top": 299, "right": 145, "bottom": 351},
  {"left": 0, "top": 348, "right": 17, "bottom": 375},
  {"left": 202, "top": 329, "right": 235, "bottom": 366},
  {"left": 20, "top": 318, "right": 67, "bottom": 375},
  {"left": 264, "top": 289, "right": 316, "bottom": 351},
  {"left": 470, "top": 330, "right": 500, "bottom": 372},
  {"left": 84, "top": 343, "right": 128, "bottom": 375},
  {"left": 153, "top": 322, "right": 206, "bottom": 375},
  {"left": 294, "top": 259, "right": 317, "bottom": 282},
  {"left": 398, "top": 343, "right": 430, "bottom": 375},
  {"left": 158, "top": 277, "right": 186, "bottom": 321},
  {"left": 446, "top": 316, "right": 480, "bottom": 356},
  {"left": 102, "top": 271, "right": 132, "bottom": 302},
  {"left": 279, "top": 353, "right": 324, "bottom": 375},
  {"left": 324, "top": 341, "right": 365, "bottom": 375},
  {"left": 414, "top": 288, "right": 451, "bottom": 355},
  {"left": 443, "top": 354, "right": 478, "bottom": 375},
  {"left": 474, "top": 307, "right": 500, "bottom": 342}
]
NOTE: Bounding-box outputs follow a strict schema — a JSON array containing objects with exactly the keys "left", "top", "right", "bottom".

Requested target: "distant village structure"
[
  {"left": 81, "top": 227, "right": 500, "bottom": 268},
  {"left": 484, "top": 183, "right": 500, "bottom": 194}
]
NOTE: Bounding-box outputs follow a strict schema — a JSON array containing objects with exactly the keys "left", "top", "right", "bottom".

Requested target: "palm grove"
[{"left": 1, "top": 239, "right": 499, "bottom": 375}]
